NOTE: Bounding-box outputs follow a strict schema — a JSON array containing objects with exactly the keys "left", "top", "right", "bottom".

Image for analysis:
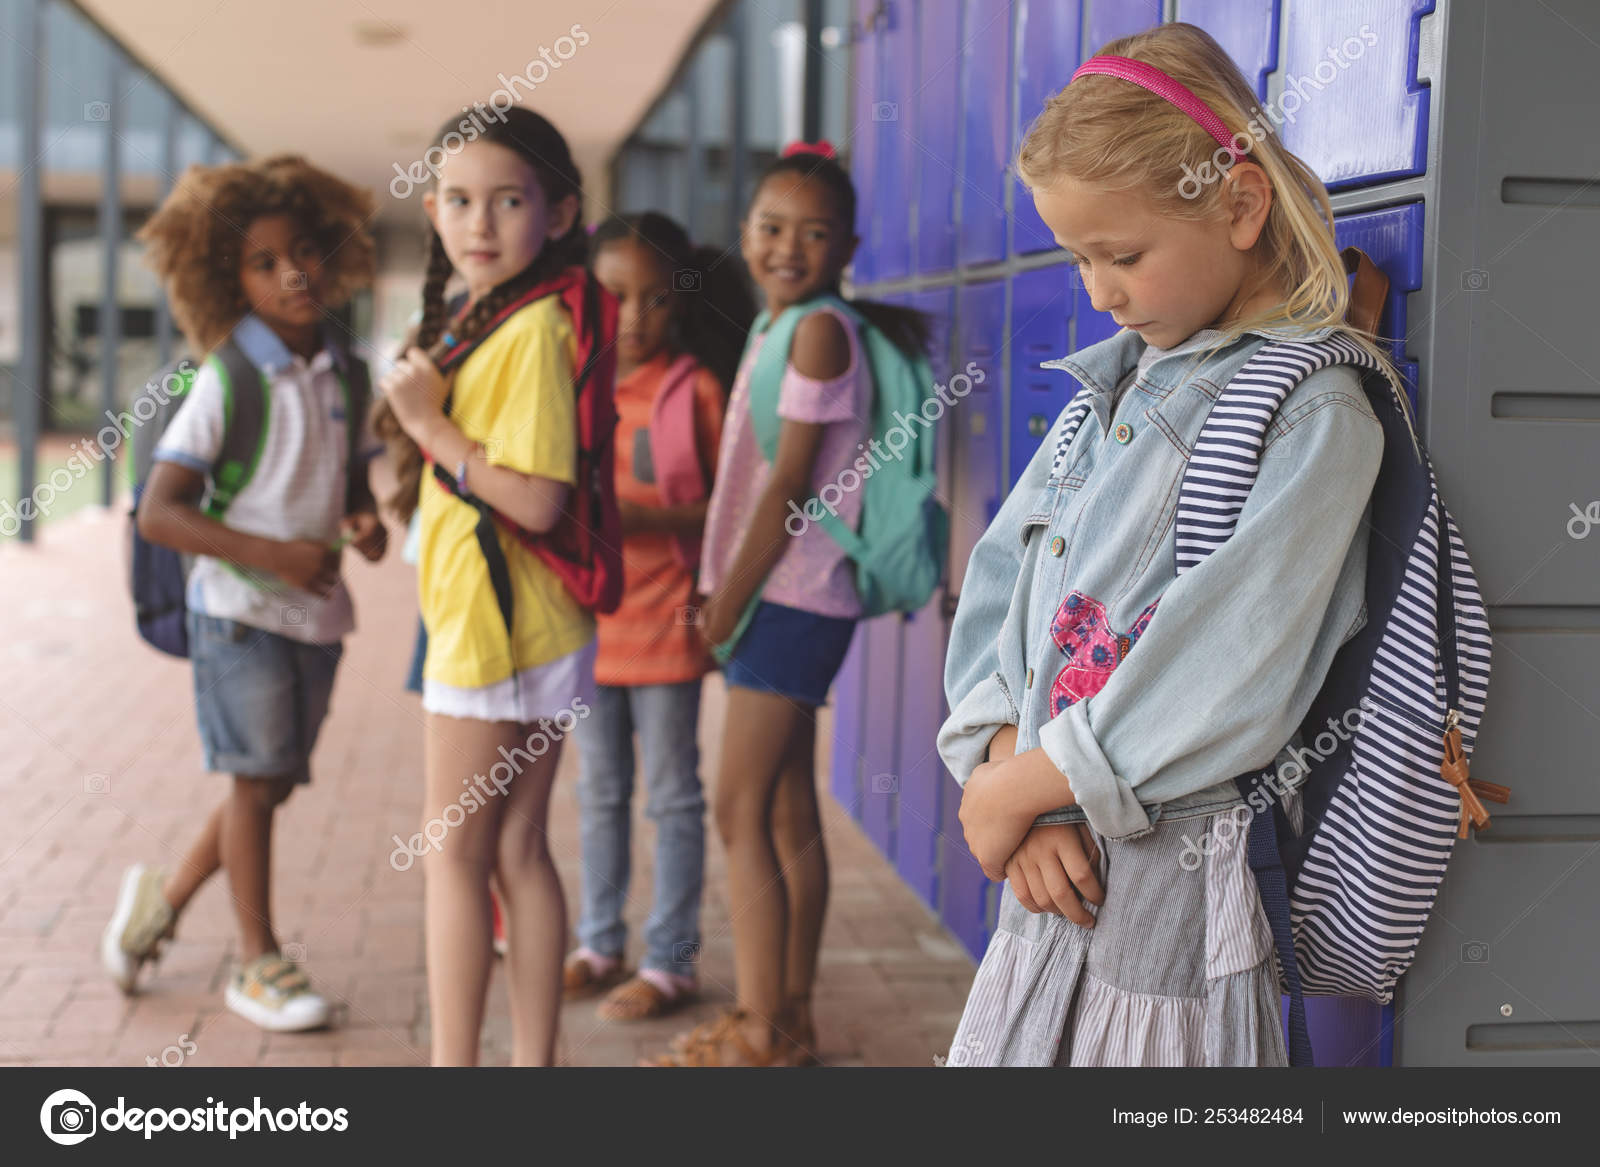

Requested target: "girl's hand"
[
  {"left": 1004, "top": 823, "right": 1104, "bottom": 926},
  {"left": 380, "top": 347, "right": 450, "bottom": 442},
  {"left": 341, "top": 511, "right": 388, "bottom": 563},
  {"left": 959, "top": 758, "right": 1037, "bottom": 881},
  {"left": 698, "top": 592, "right": 741, "bottom": 648}
]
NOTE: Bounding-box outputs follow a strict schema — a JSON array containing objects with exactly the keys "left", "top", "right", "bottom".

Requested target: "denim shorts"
[
  {"left": 722, "top": 600, "right": 857, "bottom": 707},
  {"left": 187, "top": 610, "right": 343, "bottom": 783}
]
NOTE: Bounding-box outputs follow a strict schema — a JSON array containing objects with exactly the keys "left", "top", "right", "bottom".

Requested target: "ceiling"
[{"left": 77, "top": 0, "right": 724, "bottom": 219}]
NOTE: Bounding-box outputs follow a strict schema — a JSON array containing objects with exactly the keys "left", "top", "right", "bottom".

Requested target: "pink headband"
[
  {"left": 782, "top": 139, "right": 838, "bottom": 161},
  {"left": 1071, "top": 55, "right": 1241, "bottom": 162}
]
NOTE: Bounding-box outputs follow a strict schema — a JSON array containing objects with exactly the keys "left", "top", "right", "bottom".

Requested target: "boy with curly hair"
[{"left": 101, "top": 155, "right": 385, "bottom": 1031}]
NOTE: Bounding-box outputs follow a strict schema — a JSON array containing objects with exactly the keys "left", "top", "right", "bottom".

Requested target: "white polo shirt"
[{"left": 153, "top": 314, "right": 380, "bottom": 645}]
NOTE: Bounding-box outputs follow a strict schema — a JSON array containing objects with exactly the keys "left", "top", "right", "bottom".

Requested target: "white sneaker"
[
  {"left": 100, "top": 864, "right": 175, "bottom": 994},
  {"left": 224, "top": 953, "right": 331, "bottom": 1032}
]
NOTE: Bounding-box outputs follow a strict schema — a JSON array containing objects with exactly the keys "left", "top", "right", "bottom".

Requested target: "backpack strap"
[
  {"left": 205, "top": 337, "right": 269, "bottom": 519},
  {"left": 340, "top": 353, "right": 372, "bottom": 514},
  {"left": 1344, "top": 247, "right": 1388, "bottom": 339},
  {"left": 746, "top": 293, "right": 856, "bottom": 461},
  {"left": 1174, "top": 335, "right": 1385, "bottom": 572},
  {"left": 1046, "top": 395, "right": 1096, "bottom": 482}
]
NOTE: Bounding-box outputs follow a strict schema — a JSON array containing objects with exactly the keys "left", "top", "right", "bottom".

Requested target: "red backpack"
[{"left": 428, "top": 267, "right": 623, "bottom": 636}]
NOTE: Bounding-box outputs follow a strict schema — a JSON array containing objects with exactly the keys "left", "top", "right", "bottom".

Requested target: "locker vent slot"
[
  {"left": 1466, "top": 1020, "right": 1600, "bottom": 1052},
  {"left": 1490, "top": 392, "right": 1600, "bottom": 421},
  {"left": 1502, "top": 177, "right": 1600, "bottom": 206}
]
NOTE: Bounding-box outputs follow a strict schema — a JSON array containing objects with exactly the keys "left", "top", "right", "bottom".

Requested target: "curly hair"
[
  {"left": 137, "top": 154, "right": 376, "bottom": 355},
  {"left": 371, "top": 106, "right": 588, "bottom": 522}
]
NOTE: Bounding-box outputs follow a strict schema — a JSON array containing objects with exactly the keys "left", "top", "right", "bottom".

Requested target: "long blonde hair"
[{"left": 1019, "top": 22, "right": 1409, "bottom": 410}]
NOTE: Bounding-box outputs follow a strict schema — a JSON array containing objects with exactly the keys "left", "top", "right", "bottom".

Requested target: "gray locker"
[{"left": 1381, "top": 0, "right": 1600, "bottom": 1065}]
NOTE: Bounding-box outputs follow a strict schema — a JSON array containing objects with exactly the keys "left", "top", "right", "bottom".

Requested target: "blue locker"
[
  {"left": 1278, "top": 0, "right": 1434, "bottom": 189},
  {"left": 1012, "top": 0, "right": 1081, "bottom": 255},
  {"left": 911, "top": 284, "right": 957, "bottom": 553},
  {"left": 917, "top": 0, "right": 961, "bottom": 274},
  {"left": 1287, "top": 995, "right": 1389, "bottom": 1068},
  {"left": 957, "top": 0, "right": 1012, "bottom": 266},
  {"left": 894, "top": 596, "right": 949, "bottom": 909},
  {"left": 950, "top": 281, "right": 1007, "bottom": 596},
  {"left": 1084, "top": 0, "right": 1164, "bottom": 55},
  {"left": 898, "top": 286, "right": 957, "bottom": 909},
  {"left": 1008, "top": 265, "right": 1075, "bottom": 484},
  {"left": 828, "top": 624, "right": 868, "bottom": 813},
  {"left": 849, "top": 0, "right": 880, "bottom": 286},
  {"left": 870, "top": 1, "right": 917, "bottom": 280},
  {"left": 859, "top": 616, "right": 905, "bottom": 859},
  {"left": 1175, "top": 0, "right": 1280, "bottom": 99},
  {"left": 1334, "top": 200, "right": 1423, "bottom": 410},
  {"left": 940, "top": 756, "right": 992, "bottom": 958},
  {"left": 909, "top": 286, "right": 955, "bottom": 386}
]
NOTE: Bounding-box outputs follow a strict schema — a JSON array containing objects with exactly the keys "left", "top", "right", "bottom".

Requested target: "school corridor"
[{"left": 0, "top": 507, "right": 975, "bottom": 1067}]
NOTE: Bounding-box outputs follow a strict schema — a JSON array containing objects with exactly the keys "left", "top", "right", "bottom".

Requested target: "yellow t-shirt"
[{"left": 417, "top": 296, "right": 595, "bottom": 688}]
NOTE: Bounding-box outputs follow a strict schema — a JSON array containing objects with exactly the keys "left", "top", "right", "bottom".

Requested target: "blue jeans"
[{"left": 575, "top": 680, "right": 706, "bottom": 977}]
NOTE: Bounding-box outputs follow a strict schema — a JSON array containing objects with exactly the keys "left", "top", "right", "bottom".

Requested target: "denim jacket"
[{"left": 937, "top": 323, "right": 1384, "bottom": 839}]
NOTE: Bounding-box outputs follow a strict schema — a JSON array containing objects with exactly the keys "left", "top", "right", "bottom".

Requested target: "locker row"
[{"left": 849, "top": 0, "right": 1435, "bottom": 283}]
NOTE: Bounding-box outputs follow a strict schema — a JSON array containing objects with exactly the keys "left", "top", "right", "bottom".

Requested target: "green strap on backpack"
[
  {"left": 130, "top": 336, "right": 371, "bottom": 588},
  {"left": 711, "top": 294, "right": 948, "bottom": 662}
]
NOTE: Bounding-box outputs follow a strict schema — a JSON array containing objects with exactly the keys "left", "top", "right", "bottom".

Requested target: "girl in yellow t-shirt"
[{"left": 378, "top": 107, "right": 598, "bottom": 1067}]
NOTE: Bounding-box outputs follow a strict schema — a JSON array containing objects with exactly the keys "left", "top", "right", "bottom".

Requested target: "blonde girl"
[{"left": 941, "top": 22, "right": 1403, "bottom": 1067}]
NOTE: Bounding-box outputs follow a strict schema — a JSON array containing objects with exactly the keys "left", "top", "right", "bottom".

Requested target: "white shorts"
[{"left": 422, "top": 638, "right": 596, "bottom": 724}]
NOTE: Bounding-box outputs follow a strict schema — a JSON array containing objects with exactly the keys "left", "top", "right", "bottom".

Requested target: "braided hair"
[
  {"left": 373, "top": 106, "right": 588, "bottom": 521},
  {"left": 752, "top": 151, "right": 930, "bottom": 359},
  {"left": 589, "top": 212, "right": 754, "bottom": 392}
]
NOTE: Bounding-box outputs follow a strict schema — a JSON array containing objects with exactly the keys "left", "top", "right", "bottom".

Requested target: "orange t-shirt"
[{"left": 594, "top": 352, "right": 726, "bottom": 686}]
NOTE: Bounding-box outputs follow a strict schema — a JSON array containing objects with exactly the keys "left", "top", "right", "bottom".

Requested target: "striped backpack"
[{"left": 1052, "top": 250, "right": 1505, "bottom": 1065}]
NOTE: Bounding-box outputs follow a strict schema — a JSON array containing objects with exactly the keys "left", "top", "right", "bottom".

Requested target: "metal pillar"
[
  {"left": 728, "top": 2, "right": 748, "bottom": 243},
  {"left": 802, "top": 0, "right": 824, "bottom": 142},
  {"left": 154, "top": 95, "right": 179, "bottom": 367},
  {"left": 12, "top": 0, "right": 45, "bottom": 542},
  {"left": 98, "top": 50, "right": 124, "bottom": 506},
  {"left": 683, "top": 69, "right": 701, "bottom": 240}
]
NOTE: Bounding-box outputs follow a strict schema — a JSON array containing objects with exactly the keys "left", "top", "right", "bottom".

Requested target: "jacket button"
[
  {"left": 1114, "top": 422, "right": 1133, "bottom": 444},
  {"left": 1026, "top": 666, "right": 1034, "bottom": 689},
  {"left": 1050, "top": 535, "right": 1065, "bottom": 557}
]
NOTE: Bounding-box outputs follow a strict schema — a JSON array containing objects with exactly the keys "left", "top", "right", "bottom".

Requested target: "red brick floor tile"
[{"left": 1, "top": 509, "right": 976, "bottom": 1067}]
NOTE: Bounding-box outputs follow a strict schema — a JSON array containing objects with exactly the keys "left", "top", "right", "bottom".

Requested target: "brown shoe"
[
  {"left": 562, "top": 951, "right": 630, "bottom": 999},
  {"left": 597, "top": 974, "right": 696, "bottom": 1022},
  {"left": 640, "top": 1009, "right": 789, "bottom": 1067}
]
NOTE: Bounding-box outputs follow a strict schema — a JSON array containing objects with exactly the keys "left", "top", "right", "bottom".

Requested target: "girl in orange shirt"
[{"left": 563, "top": 214, "right": 753, "bottom": 1020}]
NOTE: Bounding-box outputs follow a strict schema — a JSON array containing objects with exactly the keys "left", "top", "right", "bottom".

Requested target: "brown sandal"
[
  {"left": 562, "top": 951, "right": 630, "bottom": 999},
  {"left": 640, "top": 1009, "right": 788, "bottom": 1067},
  {"left": 597, "top": 975, "right": 695, "bottom": 1022}
]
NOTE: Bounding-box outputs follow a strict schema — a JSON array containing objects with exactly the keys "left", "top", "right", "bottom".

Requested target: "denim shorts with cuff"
[
  {"left": 721, "top": 600, "right": 857, "bottom": 708},
  {"left": 187, "top": 610, "right": 343, "bottom": 784}
]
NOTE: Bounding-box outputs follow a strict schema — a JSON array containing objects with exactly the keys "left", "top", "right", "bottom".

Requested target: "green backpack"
[{"left": 717, "top": 295, "right": 947, "bottom": 658}]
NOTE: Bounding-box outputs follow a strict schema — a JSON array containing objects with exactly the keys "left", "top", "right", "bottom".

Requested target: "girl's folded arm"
[
  {"left": 1037, "top": 373, "right": 1384, "bottom": 839},
  {"left": 937, "top": 405, "right": 1062, "bottom": 786}
]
